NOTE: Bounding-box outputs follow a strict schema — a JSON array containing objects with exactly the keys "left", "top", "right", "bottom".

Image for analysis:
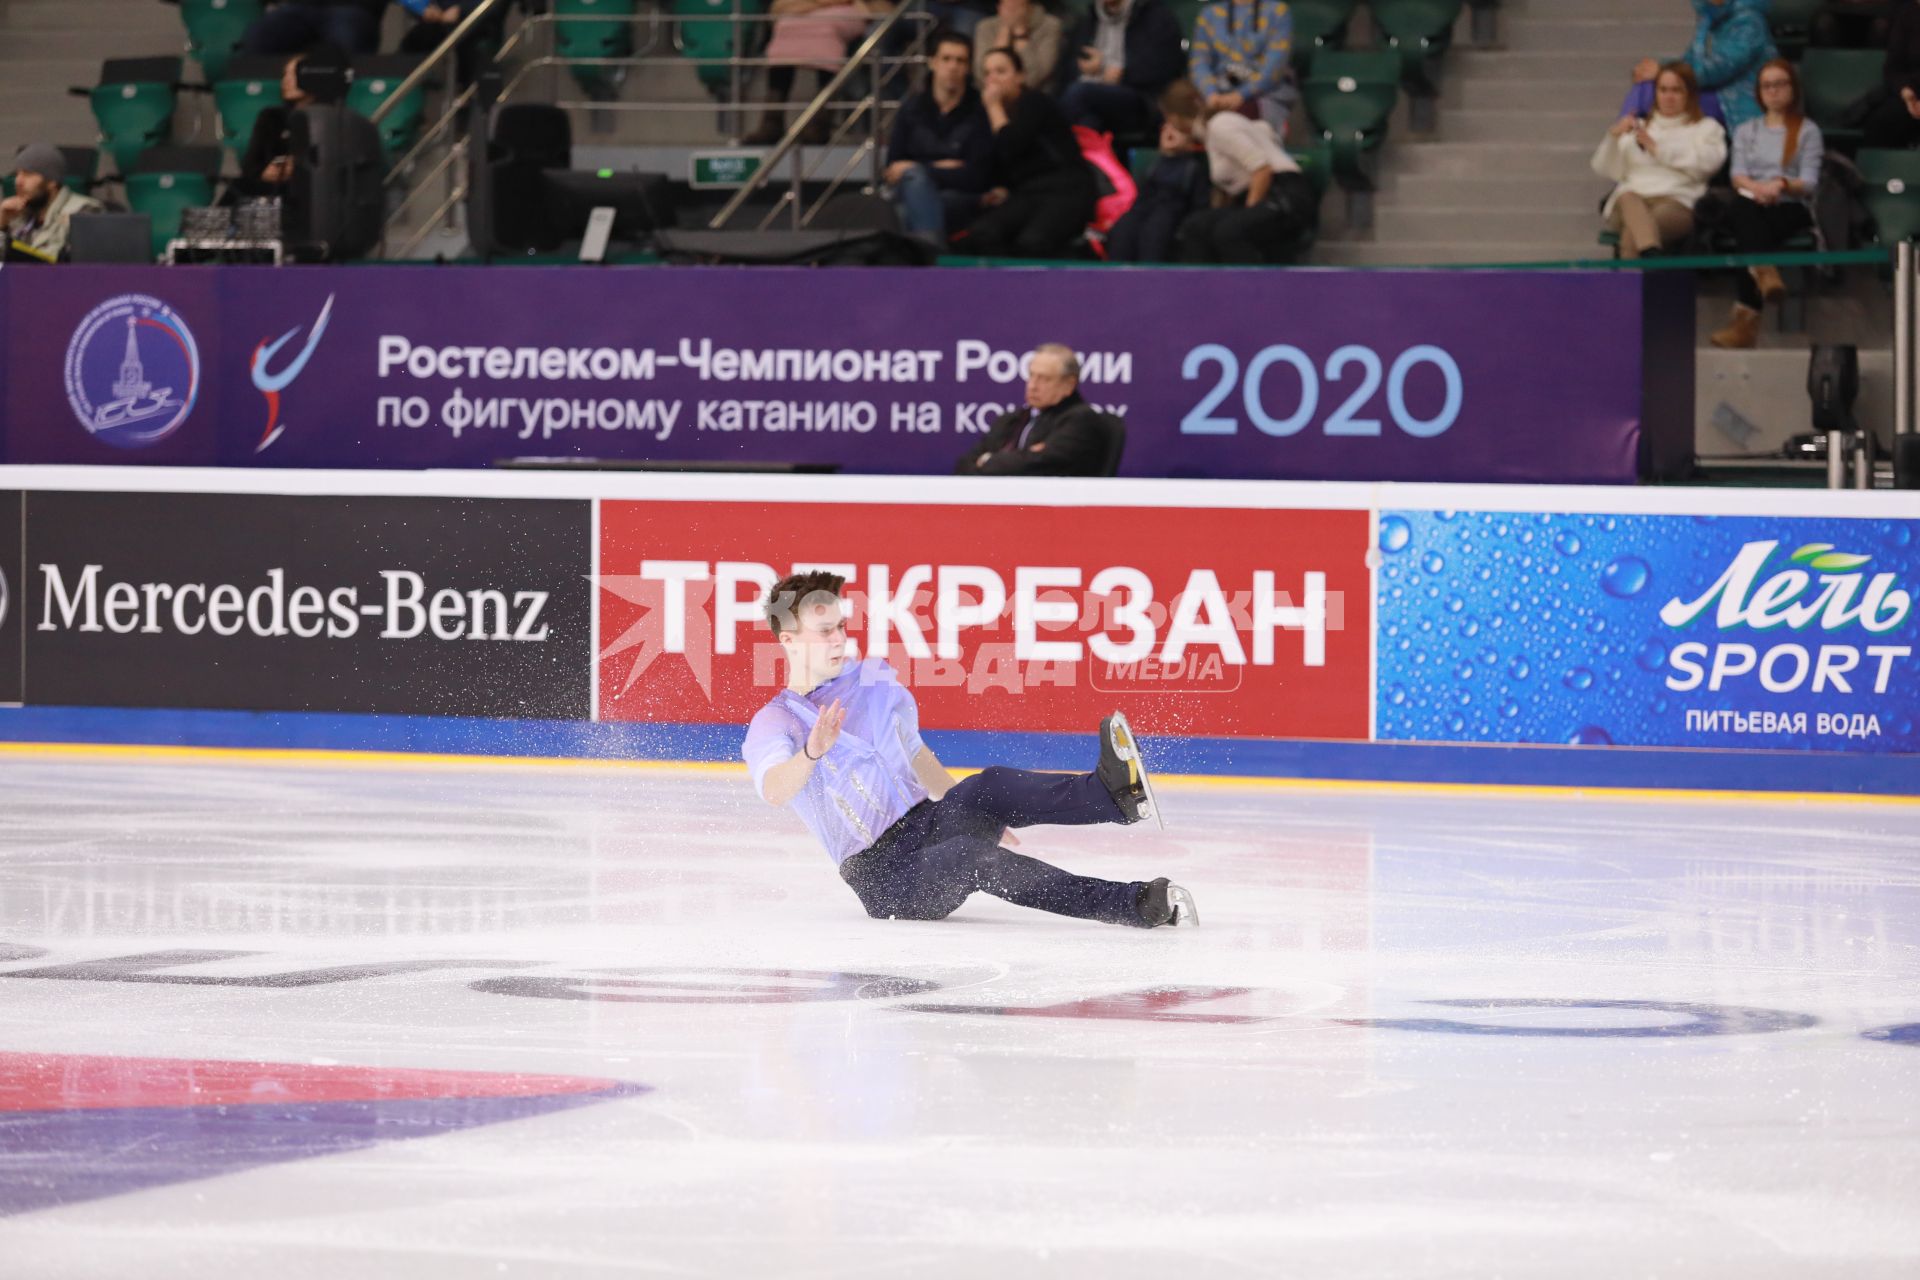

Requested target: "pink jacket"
[{"left": 765, "top": 6, "right": 871, "bottom": 70}]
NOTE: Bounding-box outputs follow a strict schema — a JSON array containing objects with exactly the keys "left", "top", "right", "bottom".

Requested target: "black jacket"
[
  {"left": 987, "top": 88, "right": 1094, "bottom": 191},
  {"left": 1054, "top": 0, "right": 1187, "bottom": 99},
  {"left": 1888, "top": 2, "right": 1920, "bottom": 94},
  {"left": 887, "top": 85, "right": 993, "bottom": 193},
  {"left": 955, "top": 390, "right": 1115, "bottom": 475}
]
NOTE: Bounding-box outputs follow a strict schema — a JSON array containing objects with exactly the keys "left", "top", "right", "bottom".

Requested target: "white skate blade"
[
  {"left": 1110, "top": 710, "right": 1165, "bottom": 830},
  {"left": 1167, "top": 884, "right": 1198, "bottom": 927}
]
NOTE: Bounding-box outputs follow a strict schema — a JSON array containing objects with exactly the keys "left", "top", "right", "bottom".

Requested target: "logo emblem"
[
  {"left": 250, "top": 293, "right": 335, "bottom": 453},
  {"left": 62, "top": 294, "right": 201, "bottom": 449}
]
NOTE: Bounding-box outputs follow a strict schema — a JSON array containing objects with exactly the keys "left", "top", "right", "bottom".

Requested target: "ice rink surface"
[{"left": 1, "top": 748, "right": 1918, "bottom": 1279}]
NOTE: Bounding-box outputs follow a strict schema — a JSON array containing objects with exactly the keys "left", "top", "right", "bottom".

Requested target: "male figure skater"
[{"left": 743, "top": 570, "right": 1197, "bottom": 927}]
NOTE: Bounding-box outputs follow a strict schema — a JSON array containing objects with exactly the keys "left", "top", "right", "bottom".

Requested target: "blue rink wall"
[{"left": 2, "top": 467, "right": 1918, "bottom": 797}]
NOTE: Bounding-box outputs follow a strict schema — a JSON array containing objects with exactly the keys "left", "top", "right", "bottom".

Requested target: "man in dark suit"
[{"left": 955, "top": 343, "right": 1116, "bottom": 476}]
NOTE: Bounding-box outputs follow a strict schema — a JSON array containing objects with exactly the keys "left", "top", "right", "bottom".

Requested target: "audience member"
[
  {"left": 747, "top": 0, "right": 893, "bottom": 144},
  {"left": 955, "top": 344, "right": 1116, "bottom": 475},
  {"left": 1593, "top": 61, "right": 1728, "bottom": 259},
  {"left": 397, "top": 2, "right": 505, "bottom": 84},
  {"left": 245, "top": 0, "right": 387, "bottom": 56},
  {"left": 1054, "top": 0, "right": 1186, "bottom": 138},
  {"left": 926, "top": 0, "right": 993, "bottom": 39},
  {"left": 973, "top": 0, "right": 1063, "bottom": 89},
  {"left": 964, "top": 47, "right": 1099, "bottom": 257},
  {"left": 226, "top": 54, "right": 316, "bottom": 203},
  {"left": 885, "top": 31, "right": 992, "bottom": 243},
  {"left": 0, "top": 144, "right": 103, "bottom": 262},
  {"left": 1714, "top": 57, "right": 1824, "bottom": 348},
  {"left": 1174, "top": 79, "right": 1316, "bottom": 263},
  {"left": 1861, "top": 0, "right": 1920, "bottom": 150},
  {"left": 1188, "top": 0, "right": 1294, "bottom": 138},
  {"left": 1625, "top": 0, "right": 1775, "bottom": 133},
  {"left": 1106, "top": 81, "right": 1211, "bottom": 261}
]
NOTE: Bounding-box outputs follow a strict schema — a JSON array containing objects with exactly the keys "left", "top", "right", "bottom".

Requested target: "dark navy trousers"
[{"left": 838, "top": 767, "right": 1145, "bottom": 926}]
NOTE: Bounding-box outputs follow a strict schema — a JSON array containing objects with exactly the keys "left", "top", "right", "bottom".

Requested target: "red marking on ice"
[{"left": 0, "top": 1052, "right": 628, "bottom": 1114}]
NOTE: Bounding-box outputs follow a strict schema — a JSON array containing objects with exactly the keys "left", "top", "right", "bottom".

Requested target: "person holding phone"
[
  {"left": 1052, "top": 0, "right": 1185, "bottom": 138},
  {"left": 1592, "top": 61, "right": 1727, "bottom": 260}
]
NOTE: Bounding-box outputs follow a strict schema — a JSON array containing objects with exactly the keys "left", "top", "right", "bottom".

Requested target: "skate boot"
[
  {"left": 1098, "top": 710, "right": 1164, "bottom": 828},
  {"left": 1136, "top": 876, "right": 1199, "bottom": 928}
]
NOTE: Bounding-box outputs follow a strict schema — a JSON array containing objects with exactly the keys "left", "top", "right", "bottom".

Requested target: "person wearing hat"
[{"left": 1, "top": 145, "right": 103, "bottom": 262}]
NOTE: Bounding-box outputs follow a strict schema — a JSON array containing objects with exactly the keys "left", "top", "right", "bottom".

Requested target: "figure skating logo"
[
  {"left": 250, "top": 293, "right": 334, "bottom": 453},
  {"left": 62, "top": 294, "right": 200, "bottom": 449}
]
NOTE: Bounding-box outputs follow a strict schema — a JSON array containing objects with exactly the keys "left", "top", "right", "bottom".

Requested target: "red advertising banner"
[{"left": 597, "top": 500, "right": 1371, "bottom": 740}]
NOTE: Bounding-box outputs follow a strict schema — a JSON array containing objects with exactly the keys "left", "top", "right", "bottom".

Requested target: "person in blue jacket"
[
  {"left": 1628, "top": 0, "right": 1774, "bottom": 131},
  {"left": 1625, "top": 0, "right": 1777, "bottom": 132}
]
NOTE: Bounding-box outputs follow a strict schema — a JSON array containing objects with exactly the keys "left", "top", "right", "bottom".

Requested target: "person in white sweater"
[{"left": 1592, "top": 61, "right": 1729, "bottom": 259}]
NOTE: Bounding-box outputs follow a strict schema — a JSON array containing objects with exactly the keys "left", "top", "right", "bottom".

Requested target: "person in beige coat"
[
  {"left": 1592, "top": 61, "right": 1727, "bottom": 259},
  {"left": 973, "top": 0, "right": 1062, "bottom": 90}
]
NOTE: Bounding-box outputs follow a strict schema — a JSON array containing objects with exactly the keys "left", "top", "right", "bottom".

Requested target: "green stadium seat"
[
  {"left": 1290, "top": 135, "right": 1333, "bottom": 203},
  {"left": 1169, "top": 0, "right": 1204, "bottom": 41},
  {"left": 347, "top": 55, "right": 427, "bottom": 163},
  {"left": 1287, "top": 0, "right": 1357, "bottom": 76},
  {"left": 85, "top": 56, "right": 182, "bottom": 174},
  {"left": 180, "top": 0, "right": 264, "bottom": 82},
  {"left": 1768, "top": 0, "right": 1821, "bottom": 61},
  {"left": 123, "top": 144, "right": 221, "bottom": 260},
  {"left": 673, "top": 0, "right": 765, "bottom": 100},
  {"left": 1800, "top": 48, "right": 1883, "bottom": 150},
  {"left": 1370, "top": 0, "right": 1463, "bottom": 99},
  {"left": 1300, "top": 49, "right": 1398, "bottom": 187},
  {"left": 559, "top": 0, "right": 639, "bottom": 101},
  {"left": 212, "top": 55, "right": 287, "bottom": 156},
  {"left": 1857, "top": 148, "right": 1920, "bottom": 244}
]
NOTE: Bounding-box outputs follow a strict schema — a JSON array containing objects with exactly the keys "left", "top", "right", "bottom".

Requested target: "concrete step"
[
  {"left": 1378, "top": 139, "right": 1591, "bottom": 178},
  {"left": 1311, "top": 238, "right": 1599, "bottom": 265},
  {"left": 1443, "top": 76, "right": 1622, "bottom": 113},
  {"left": 1436, "top": 107, "right": 1604, "bottom": 146},
  {"left": 0, "top": 29, "right": 184, "bottom": 62},
  {"left": 1369, "top": 203, "right": 1601, "bottom": 242},
  {"left": 1504, "top": 0, "right": 1689, "bottom": 18},
  {"left": 1503, "top": 18, "right": 1695, "bottom": 54},
  {"left": 1377, "top": 171, "right": 1612, "bottom": 208},
  {"left": 1449, "top": 49, "right": 1644, "bottom": 82}
]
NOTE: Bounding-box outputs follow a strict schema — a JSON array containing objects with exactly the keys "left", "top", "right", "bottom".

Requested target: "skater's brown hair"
[{"left": 764, "top": 570, "right": 846, "bottom": 634}]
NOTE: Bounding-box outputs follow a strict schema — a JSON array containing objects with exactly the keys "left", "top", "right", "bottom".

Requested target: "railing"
[
  {"left": 709, "top": 3, "right": 933, "bottom": 231},
  {"left": 373, "top": 0, "right": 508, "bottom": 259}
]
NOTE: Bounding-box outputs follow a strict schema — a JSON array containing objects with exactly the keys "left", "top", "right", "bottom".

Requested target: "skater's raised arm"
[
  {"left": 758, "top": 699, "right": 845, "bottom": 807},
  {"left": 911, "top": 746, "right": 957, "bottom": 800}
]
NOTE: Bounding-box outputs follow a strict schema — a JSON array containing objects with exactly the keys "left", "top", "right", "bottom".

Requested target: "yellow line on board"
[{"left": 0, "top": 740, "right": 1911, "bottom": 807}]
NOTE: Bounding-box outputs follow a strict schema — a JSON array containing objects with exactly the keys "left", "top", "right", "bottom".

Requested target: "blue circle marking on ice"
[{"left": 63, "top": 294, "right": 201, "bottom": 449}]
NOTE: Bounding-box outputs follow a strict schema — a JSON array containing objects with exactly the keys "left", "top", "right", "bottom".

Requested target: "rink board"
[{"left": 1, "top": 467, "right": 1917, "bottom": 793}]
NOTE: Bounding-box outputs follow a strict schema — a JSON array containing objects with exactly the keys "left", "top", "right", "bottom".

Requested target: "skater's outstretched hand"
[{"left": 807, "top": 699, "right": 846, "bottom": 759}]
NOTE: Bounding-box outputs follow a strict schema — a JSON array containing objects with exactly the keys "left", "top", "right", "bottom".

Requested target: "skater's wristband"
[{"left": 803, "top": 743, "right": 824, "bottom": 761}]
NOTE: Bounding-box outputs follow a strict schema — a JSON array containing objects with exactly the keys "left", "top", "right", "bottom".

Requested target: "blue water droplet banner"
[{"left": 1375, "top": 511, "right": 1920, "bottom": 754}]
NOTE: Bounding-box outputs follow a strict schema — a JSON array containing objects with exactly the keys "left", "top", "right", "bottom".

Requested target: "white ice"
[{"left": 1, "top": 750, "right": 1918, "bottom": 1278}]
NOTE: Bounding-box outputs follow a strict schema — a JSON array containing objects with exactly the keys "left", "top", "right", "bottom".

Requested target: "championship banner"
[
  {"left": 596, "top": 499, "right": 1372, "bottom": 739},
  {"left": 2, "top": 266, "right": 1678, "bottom": 484},
  {"left": 1375, "top": 510, "right": 1920, "bottom": 754},
  {"left": 22, "top": 492, "right": 593, "bottom": 718}
]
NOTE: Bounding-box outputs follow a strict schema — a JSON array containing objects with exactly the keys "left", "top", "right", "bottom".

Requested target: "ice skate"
[
  {"left": 1098, "top": 710, "right": 1164, "bottom": 829},
  {"left": 1136, "top": 876, "right": 1199, "bottom": 928}
]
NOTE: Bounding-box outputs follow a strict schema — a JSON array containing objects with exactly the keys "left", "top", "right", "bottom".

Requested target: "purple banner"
[{"left": 0, "top": 265, "right": 1676, "bottom": 481}]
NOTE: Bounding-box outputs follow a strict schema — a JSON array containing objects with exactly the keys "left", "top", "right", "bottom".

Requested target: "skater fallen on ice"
[{"left": 742, "top": 571, "right": 1197, "bottom": 928}]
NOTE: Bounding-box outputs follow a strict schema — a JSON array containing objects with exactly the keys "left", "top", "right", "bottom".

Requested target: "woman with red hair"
[{"left": 1712, "top": 57, "right": 1823, "bottom": 349}]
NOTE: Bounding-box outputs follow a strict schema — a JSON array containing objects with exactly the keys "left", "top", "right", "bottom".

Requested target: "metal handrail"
[
  {"left": 369, "top": 0, "right": 507, "bottom": 126},
  {"left": 710, "top": 1, "right": 929, "bottom": 230}
]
